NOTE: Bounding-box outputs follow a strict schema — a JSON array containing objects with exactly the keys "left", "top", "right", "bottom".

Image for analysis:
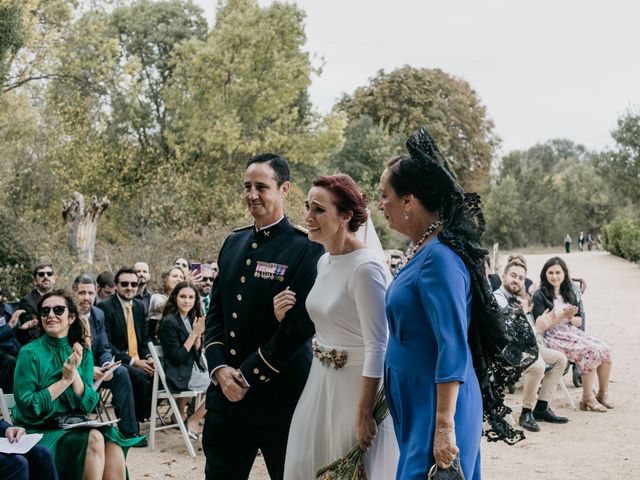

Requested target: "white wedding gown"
[{"left": 284, "top": 249, "right": 399, "bottom": 479}]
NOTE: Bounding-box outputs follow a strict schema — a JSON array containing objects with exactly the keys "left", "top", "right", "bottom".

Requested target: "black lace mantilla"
[{"left": 406, "top": 128, "right": 539, "bottom": 444}]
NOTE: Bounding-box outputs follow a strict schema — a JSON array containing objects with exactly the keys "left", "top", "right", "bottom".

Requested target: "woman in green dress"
[{"left": 12, "top": 289, "right": 143, "bottom": 480}]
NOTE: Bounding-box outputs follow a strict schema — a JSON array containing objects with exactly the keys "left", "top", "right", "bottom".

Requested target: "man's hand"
[
  {"left": 19, "top": 318, "right": 38, "bottom": 330},
  {"left": 133, "top": 358, "right": 155, "bottom": 375},
  {"left": 9, "top": 309, "right": 24, "bottom": 328},
  {"left": 5, "top": 426, "right": 26, "bottom": 443},
  {"left": 93, "top": 366, "right": 105, "bottom": 381},
  {"left": 215, "top": 366, "right": 249, "bottom": 402}
]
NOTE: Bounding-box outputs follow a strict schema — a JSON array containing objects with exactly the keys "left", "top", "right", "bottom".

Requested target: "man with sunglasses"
[
  {"left": 16, "top": 263, "right": 56, "bottom": 345},
  {"left": 97, "top": 267, "right": 154, "bottom": 423},
  {"left": 198, "top": 264, "right": 216, "bottom": 316}
]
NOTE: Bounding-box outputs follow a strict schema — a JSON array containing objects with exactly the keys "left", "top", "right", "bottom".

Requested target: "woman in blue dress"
[{"left": 378, "top": 128, "right": 528, "bottom": 479}]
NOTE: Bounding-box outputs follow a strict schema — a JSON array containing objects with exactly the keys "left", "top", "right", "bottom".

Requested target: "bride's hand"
[
  {"left": 273, "top": 287, "right": 296, "bottom": 322},
  {"left": 356, "top": 413, "right": 377, "bottom": 452}
]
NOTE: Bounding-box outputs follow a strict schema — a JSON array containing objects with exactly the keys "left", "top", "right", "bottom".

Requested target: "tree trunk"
[{"left": 62, "top": 192, "right": 109, "bottom": 265}]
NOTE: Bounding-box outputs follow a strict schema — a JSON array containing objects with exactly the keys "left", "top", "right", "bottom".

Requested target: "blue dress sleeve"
[{"left": 418, "top": 244, "right": 471, "bottom": 384}]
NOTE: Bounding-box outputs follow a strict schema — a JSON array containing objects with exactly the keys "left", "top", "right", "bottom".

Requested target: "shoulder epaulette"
[
  {"left": 233, "top": 224, "right": 253, "bottom": 232},
  {"left": 293, "top": 224, "right": 309, "bottom": 235}
]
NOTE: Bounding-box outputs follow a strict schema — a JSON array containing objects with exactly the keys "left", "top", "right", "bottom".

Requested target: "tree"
[
  {"left": 482, "top": 176, "right": 523, "bottom": 249},
  {"left": 330, "top": 115, "right": 404, "bottom": 197},
  {"left": 165, "top": 0, "right": 344, "bottom": 226},
  {"left": 0, "top": 0, "right": 23, "bottom": 85},
  {"left": 110, "top": 0, "right": 208, "bottom": 161},
  {"left": 596, "top": 109, "right": 640, "bottom": 205},
  {"left": 62, "top": 193, "right": 110, "bottom": 265},
  {"left": 337, "top": 66, "right": 500, "bottom": 191}
]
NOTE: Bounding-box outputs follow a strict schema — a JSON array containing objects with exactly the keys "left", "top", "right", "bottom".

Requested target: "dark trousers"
[
  {"left": 0, "top": 351, "right": 16, "bottom": 393},
  {"left": 202, "top": 409, "right": 291, "bottom": 480},
  {"left": 122, "top": 364, "right": 152, "bottom": 421},
  {"left": 0, "top": 445, "right": 59, "bottom": 480},
  {"left": 101, "top": 365, "right": 138, "bottom": 435}
]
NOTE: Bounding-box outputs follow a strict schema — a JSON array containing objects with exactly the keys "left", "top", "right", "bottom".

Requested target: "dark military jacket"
[{"left": 204, "top": 217, "right": 324, "bottom": 423}]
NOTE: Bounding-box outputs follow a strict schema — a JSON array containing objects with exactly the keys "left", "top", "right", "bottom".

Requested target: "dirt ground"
[{"left": 128, "top": 250, "right": 640, "bottom": 479}]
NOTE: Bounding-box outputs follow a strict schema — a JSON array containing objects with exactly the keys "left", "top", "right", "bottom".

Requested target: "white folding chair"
[
  {"left": 558, "top": 378, "right": 577, "bottom": 411},
  {"left": 0, "top": 388, "right": 16, "bottom": 424},
  {"left": 147, "top": 342, "right": 205, "bottom": 458}
]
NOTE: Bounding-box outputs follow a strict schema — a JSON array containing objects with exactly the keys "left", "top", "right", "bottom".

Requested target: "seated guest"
[
  {"left": 133, "top": 262, "right": 152, "bottom": 315},
  {"left": 0, "top": 291, "right": 22, "bottom": 393},
  {"left": 506, "top": 253, "right": 537, "bottom": 295},
  {"left": 16, "top": 263, "right": 56, "bottom": 345},
  {"left": 0, "top": 420, "right": 58, "bottom": 480},
  {"left": 12, "top": 290, "right": 143, "bottom": 480},
  {"left": 158, "top": 282, "right": 208, "bottom": 439},
  {"left": 148, "top": 267, "right": 185, "bottom": 342},
  {"left": 97, "top": 268, "right": 155, "bottom": 424},
  {"left": 72, "top": 275, "right": 142, "bottom": 441},
  {"left": 197, "top": 264, "right": 216, "bottom": 316},
  {"left": 95, "top": 272, "right": 115, "bottom": 303},
  {"left": 533, "top": 257, "right": 613, "bottom": 412},
  {"left": 494, "top": 261, "right": 569, "bottom": 432}
]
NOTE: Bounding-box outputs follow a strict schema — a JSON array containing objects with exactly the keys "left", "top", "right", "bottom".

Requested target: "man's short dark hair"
[
  {"left": 32, "top": 263, "right": 53, "bottom": 278},
  {"left": 114, "top": 267, "right": 137, "bottom": 285},
  {"left": 72, "top": 274, "right": 96, "bottom": 290},
  {"left": 246, "top": 153, "right": 290, "bottom": 186},
  {"left": 96, "top": 271, "right": 115, "bottom": 288}
]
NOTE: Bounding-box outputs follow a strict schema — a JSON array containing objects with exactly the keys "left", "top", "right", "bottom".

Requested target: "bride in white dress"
[{"left": 274, "top": 174, "right": 398, "bottom": 479}]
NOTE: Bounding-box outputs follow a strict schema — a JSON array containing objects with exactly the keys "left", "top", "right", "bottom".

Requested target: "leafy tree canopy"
[{"left": 337, "top": 65, "right": 500, "bottom": 191}]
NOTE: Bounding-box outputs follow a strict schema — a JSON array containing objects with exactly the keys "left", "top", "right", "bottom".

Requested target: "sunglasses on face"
[
  {"left": 201, "top": 277, "right": 215, "bottom": 282},
  {"left": 40, "top": 305, "right": 67, "bottom": 317},
  {"left": 37, "top": 271, "right": 54, "bottom": 278},
  {"left": 119, "top": 281, "right": 139, "bottom": 288}
]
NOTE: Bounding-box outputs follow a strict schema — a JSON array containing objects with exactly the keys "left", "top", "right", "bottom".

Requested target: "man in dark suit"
[
  {"left": 202, "top": 153, "right": 324, "bottom": 480},
  {"left": 72, "top": 274, "right": 142, "bottom": 439},
  {"left": 16, "top": 263, "right": 56, "bottom": 345},
  {"left": 97, "top": 267, "right": 155, "bottom": 422}
]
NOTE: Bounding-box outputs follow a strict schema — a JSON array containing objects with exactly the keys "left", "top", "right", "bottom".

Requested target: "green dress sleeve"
[
  {"left": 13, "top": 347, "right": 54, "bottom": 422},
  {"left": 70, "top": 348, "right": 100, "bottom": 413}
]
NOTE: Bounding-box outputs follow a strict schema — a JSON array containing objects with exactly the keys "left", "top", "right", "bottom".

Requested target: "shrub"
[{"left": 603, "top": 218, "right": 640, "bottom": 262}]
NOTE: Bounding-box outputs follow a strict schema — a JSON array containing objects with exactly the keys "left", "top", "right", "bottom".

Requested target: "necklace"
[{"left": 394, "top": 220, "right": 443, "bottom": 277}]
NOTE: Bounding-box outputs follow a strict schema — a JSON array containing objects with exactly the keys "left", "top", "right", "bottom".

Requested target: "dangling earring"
[
  {"left": 340, "top": 223, "right": 344, "bottom": 228},
  {"left": 404, "top": 211, "right": 409, "bottom": 221}
]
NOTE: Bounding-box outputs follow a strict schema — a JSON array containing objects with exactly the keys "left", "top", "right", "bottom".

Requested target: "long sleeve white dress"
[{"left": 284, "top": 248, "right": 399, "bottom": 479}]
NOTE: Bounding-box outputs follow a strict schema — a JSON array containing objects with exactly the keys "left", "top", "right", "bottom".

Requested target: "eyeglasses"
[
  {"left": 37, "top": 271, "right": 54, "bottom": 278},
  {"left": 176, "top": 262, "right": 188, "bottom": 269},
  {"left": 201, "top": 277, "right": 215, "bottom": 282},
  {"left": 119, "top": 281, "right": 139, "bottom": 288},
  {"left": 40, "top": 305, "right": 67, "bottom": 317}
]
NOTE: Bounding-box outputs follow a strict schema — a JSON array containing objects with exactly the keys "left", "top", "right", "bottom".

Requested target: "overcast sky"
[{"left": 193, "top": 0, "right": 640, "bottom": 154}]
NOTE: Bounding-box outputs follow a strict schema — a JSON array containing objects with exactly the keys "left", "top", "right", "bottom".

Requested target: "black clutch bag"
[{"left": 427, "top": 454, "right": 465, "bottom": 480}]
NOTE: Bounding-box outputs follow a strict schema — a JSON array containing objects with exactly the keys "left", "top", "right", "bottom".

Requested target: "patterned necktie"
[{"left": 126, "top": 303, "right": 139, "bottom": 360}]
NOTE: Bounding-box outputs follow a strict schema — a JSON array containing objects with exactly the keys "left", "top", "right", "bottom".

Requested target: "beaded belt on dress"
[{"left": 312, "top": 336, "right": 365, "bottom": 369}]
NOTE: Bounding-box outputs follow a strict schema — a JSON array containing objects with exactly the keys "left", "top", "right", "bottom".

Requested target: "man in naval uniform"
[{"left": 202, "top": 153, "right": 324, "bottom": 480}]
